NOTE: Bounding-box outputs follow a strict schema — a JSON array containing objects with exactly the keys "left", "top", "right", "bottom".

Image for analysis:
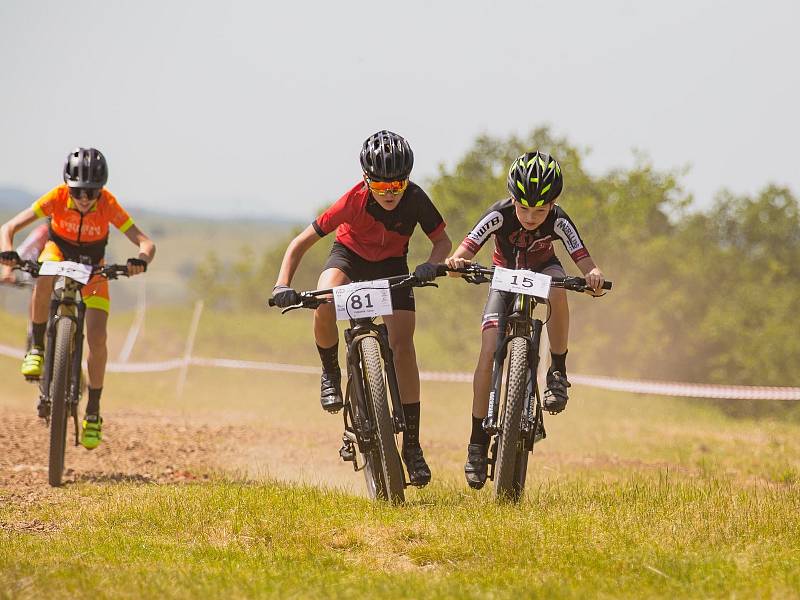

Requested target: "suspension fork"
[
  {"left": 343, "top": 327, "right": 370, "bottom": 444},
  {"left": 484, "top": 311, "right": 509, "bottom": 435},
  {"left": 68, "top": 303, "right": 86, "bottom": 407},
  {"left": 523, "top": 318, "right": 543, "bottom": 437},
  {"left": 38, "top": 298, "right": 61, "bottom": 407},
  {"left": 373, "top": 322, "right": 406, "bottom": 434}
]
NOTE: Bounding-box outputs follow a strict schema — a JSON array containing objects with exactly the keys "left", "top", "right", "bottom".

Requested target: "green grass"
[
  {"left": 2, "top": 303, "right": 800, "bottom": 597},
  {"left": 2, "top": 476, "right": 799, "bottom": 599}
]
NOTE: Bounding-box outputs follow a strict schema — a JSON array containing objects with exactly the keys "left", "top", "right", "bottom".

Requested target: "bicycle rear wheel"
[
  {"left": 494, "top": 336, "right": 529, "bottom": 502},
  {"left": 360, "top": 336, "right": 405, "bottom": 503},
  {"left": 48, "top": 317, "right": 75, "bottom": 487}
]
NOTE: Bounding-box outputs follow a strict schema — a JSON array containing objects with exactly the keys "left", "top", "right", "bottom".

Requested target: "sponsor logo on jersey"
[
  {"left": 467, "top": 212, "right": 503, "bottom": 246},
  {"left": 55, "top": 219, "right": 104, "bottom": 239},
  {"left": 554, "top": 218, "right": 583, "bottom": 254}
]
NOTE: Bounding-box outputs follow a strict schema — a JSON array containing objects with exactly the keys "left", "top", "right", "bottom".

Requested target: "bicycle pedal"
[
  {"left": 24, "top": 375, "right": 42, "bottom": 383},
  {"left": 37, "top": 402, "right": 50, "bottom": 420},
  {"left": 339, "top": 444, "right": 356, "bottom": 462}
]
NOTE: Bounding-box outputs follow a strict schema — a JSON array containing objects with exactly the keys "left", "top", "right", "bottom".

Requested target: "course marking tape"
[{"left": 1, "top": 343, "right": 798, "bottom": 401}]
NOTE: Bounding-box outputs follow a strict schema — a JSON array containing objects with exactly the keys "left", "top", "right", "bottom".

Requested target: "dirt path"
[{"left": 0, "top": 408, "right": 242, "bottom": 490}]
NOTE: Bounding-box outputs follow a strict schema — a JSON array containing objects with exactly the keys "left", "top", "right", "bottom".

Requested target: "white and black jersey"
[{"left": 460, "top": 198, "right": 591, "bottom": 269}]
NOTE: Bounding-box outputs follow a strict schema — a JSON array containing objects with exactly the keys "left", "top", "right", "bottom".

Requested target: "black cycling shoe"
[
  {"left": 543, "top": 370, "right": 571, "bottom": 414},
  {"left": 402, "top": 444, "right": 432, "bottom": 487},
  {"left": 464, "top": 443, "right": 489, "bottom": 490},
  {"left": 320, "top": 369, "right": 344, "bottom": 413}
]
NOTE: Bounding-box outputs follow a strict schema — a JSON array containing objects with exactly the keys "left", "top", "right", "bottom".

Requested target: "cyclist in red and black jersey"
[
  {"left": 446, "top": 151, "right": 606, "bottom": 489},
  {"left": 271, "top": 130, "right": 452, "bottom": 487}
]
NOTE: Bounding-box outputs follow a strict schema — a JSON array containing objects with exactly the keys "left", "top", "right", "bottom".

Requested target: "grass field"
[{"left": 2, "top": 306, "right": 800, "bottom": 598}]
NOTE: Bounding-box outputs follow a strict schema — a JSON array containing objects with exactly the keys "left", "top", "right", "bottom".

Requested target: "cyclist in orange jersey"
[{"left": 0, "top": 148, "right": 156, "bottom": 449}]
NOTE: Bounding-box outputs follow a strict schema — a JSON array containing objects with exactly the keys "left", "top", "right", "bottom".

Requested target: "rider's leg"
[
  {"left": 471, "top": 327, "right": 498, "bottom": 420},
  {"left": 22, "top": 275, "right": 54, "bottom": 378},
  {"left": 464, "top": 327, "right": 496, "bottom": 489},
  {"left": 543, "top": 263, "right": 571, "bottom": 413},
  {"left": 81, "top": 307, "right": 107, "bottom": 449},
  {"left": 85, "top": 308, "right": 108, "bottom": 398},
  {"left": 384, "top": 309, "right": 430, "bottom": 487},
  {"left": 314, "top": 267, "right": 350, "bottom": 412},
  {"left": 383, "top": 310, "right": 419, "bottom": 406}
]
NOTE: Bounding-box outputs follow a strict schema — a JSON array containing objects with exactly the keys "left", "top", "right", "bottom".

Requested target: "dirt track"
[{"left": 0, "top": 408, "right": 239, "bottom": 491}]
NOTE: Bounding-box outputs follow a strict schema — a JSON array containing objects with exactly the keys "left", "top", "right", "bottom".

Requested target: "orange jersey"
[{"left": 31, "top": 185, "right": 134, "bottom": 244}]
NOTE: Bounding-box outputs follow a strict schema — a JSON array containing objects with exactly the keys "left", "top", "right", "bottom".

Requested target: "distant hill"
[{"left": 0, "top": 187, "right": 34, "bottom": 209}]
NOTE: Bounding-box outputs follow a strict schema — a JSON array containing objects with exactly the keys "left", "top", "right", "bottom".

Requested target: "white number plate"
[
  {"left": 38, "top": 261, "right": 93, "bottom": 284},
  {"left": 333, "top": 279, "right": 394, "bottom": 320},
  {"left": 490, "top": 266, "right": 552, "bottom": 298}
]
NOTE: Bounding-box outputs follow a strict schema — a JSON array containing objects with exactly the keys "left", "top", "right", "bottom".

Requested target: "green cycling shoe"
[
  {"left": 80, "top": 415, "right": 103, "bottom": 450},
  {"left": 21, "top": 346, "right": 44, "bottom": 379}
]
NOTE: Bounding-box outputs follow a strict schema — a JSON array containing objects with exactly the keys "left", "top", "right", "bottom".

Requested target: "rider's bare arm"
[
  {"left": 575, "top": 256, "right": 605, "bottom": 294},
  {"left": 123, "top": 224, "right": 156, "bottom": 276},
  {"left": 274, "top": 224, "right": 323, "bottom": 288},
  {"left": 426, "top": 229, "right": 452, "bottom": 264},
  {"left": 1, "top": 207, "right": 39, "bottom": 253},
  {"left": 0, "top": 208, "right": 40, "bottom": 281}
]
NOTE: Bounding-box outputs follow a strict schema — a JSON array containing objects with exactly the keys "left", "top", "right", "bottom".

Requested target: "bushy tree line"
[{"left": 191, "top": 128, "right": 800, "bottom": 394}]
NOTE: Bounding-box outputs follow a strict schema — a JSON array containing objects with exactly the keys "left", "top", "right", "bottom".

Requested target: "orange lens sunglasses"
[{"left": 365, "top": 176, "right": 409, "bottom": 195}]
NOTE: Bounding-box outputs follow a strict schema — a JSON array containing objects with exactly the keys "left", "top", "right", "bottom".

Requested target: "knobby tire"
[
  {"left": 48, "top": 317, "right": 75, "bottom": 487},
  {"left": 494, "top": 336, "right": 529, "bottom": 502},
  {"left": 360, "top": 336, "right": 405, "bottom": 503}
]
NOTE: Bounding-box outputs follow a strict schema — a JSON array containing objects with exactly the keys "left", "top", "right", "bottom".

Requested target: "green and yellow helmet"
[{"left": 507, "top": 151, "right": 563, "bottom": 207}]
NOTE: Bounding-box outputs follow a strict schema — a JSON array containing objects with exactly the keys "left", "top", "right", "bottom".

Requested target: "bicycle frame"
[
  {"left": 340, "top": 316, "right": 406, "bottom": 472},
  {"left": 39, "top": 276, "right": 87, "bottom": 445},
  {"left": 484, "top": 292, "right": 547, "bottom": 479}
]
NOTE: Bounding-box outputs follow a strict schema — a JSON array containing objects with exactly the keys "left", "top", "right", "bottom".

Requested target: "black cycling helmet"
[
  {"left": 360, "top": 130, "right": 414, "bottom": 182},
  {"left": 507, "top": 151, "right": 563, "bottom": 207},
  {"left": 63, "top": 147, "right": 108, "bottom": 189}
]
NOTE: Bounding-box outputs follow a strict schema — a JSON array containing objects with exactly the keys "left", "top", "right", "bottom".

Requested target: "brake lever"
[
  {"left": 418, "top": 281, "right": 439, "bottom": 288},
  {"left": 463, "top": 274, "right": 490, "bottom": 285}
]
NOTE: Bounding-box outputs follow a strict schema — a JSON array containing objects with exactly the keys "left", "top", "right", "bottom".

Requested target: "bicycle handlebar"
[
  {"left": 268, "top": 272, "right": 438, "bottom": 313},
  {"left": 8, "top": 259, "right": 131, "bottom": 280},
  {"left": 443, "top": 263, "right": 613, "bottom": 293},
  {"left": 269, "top": 263, "right": 613, "bottom": 313}
]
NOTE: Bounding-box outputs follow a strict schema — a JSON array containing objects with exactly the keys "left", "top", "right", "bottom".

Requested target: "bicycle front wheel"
[
  {"left": 48, "top": 317, "right": 75, "bottom": 487},
  {"left": 494, "top": 336, "right": 529, "bottom": 502},
  {"left": 360, "top": 336, "right": 405, "bottom": 503}
]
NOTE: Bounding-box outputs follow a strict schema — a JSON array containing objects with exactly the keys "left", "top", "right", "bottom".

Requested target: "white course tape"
[{"left": 2, "top": 342, "right": 799, "bottom": 401}]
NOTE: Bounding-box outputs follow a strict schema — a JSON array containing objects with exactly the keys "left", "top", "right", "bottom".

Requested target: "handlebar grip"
[
  {"left": 602, "top": 281, "right": 613, "bottom": 290},
  {"left": 435, "top": 264, "right": 448, "bottom": 277},
  {"left": 268, "top": 298, "right": 276, "bottom": 307}
]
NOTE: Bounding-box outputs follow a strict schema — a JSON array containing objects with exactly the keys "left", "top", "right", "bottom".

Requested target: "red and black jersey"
[
  {"left": 313, "top": 181, "right": 446, "bottom": 262},
  {"left": 460, "top": 198, "right": 590, "bottom": 269}
]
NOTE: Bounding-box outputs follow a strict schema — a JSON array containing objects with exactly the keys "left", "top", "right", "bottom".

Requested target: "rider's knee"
[{"left": 86, "top": 327, "right": 107, "bottom": 349}]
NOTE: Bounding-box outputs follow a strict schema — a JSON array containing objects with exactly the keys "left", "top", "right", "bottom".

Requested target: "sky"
[{"left": 1, "top": 0, "right": 798, "bottom": 220}]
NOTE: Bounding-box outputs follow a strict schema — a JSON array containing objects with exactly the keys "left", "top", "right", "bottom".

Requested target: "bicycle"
[
  {"left": 9, "top": 257, "right": 131, "bottom": 487},
  {"left": 269, "top": 273, "right": 438, "bottom": 503},
  {"left": 447, "top": 263, "right": 612, "bottom": 502}
]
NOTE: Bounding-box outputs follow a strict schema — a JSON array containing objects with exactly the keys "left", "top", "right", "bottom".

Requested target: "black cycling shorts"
[
  {"left": 323, "top": 242, "right": 415, "bottom": 312},
  {"left": 481, "top": 259, "right": 566, "bottom": 331}
]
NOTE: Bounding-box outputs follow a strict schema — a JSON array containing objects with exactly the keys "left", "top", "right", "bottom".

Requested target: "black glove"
[
  {"left": 126, "top": 258, "right": 148, "bottom": 272},
  {"left": 271, "top": 285, "right": 301, "bottom": 308},
  {"left": 0, "top": 250, "right": 20, "bottom": 265},
  {"left": 413, "top": 262, "right": 438, "bottom": 283}
]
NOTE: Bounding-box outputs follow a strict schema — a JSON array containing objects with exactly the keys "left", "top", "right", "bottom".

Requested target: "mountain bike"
[
  {"left": 10, "top": 258, "right": 131, "bottom": 487},
  {"left": 269, "top": 273, "right": 438, "bottom": 503},
  {"left": 448, "top": 263, "right": 612, "bottom": 501}
]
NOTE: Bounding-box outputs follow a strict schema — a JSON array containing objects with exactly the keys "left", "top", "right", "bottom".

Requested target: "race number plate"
[
  {"left": 38, "top": 261, "right": 93, "bottom": 284},
  {"left": 490, "top": 266, "right": 552, "bottom": 298},
  {"left": 333, "top": 279, "right": 394, "bottom": 320}
]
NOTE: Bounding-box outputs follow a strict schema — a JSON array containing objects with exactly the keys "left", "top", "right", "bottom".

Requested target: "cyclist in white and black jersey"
[
  {"left": 446, "top": 151, "right": 606, "bottom": 490},
  {"left": 460, "top": 198, "right": 591, "bottom": 270}
]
